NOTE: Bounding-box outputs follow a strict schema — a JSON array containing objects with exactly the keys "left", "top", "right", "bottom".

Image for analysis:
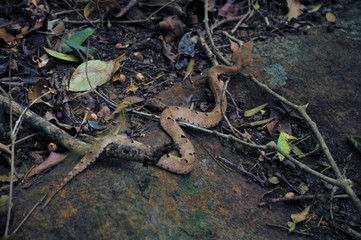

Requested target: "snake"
[
  {"left": 43, "top": 42, "right": 253, "bottom": 206},
  {"left": 156, "top": 41, "right": 253, "bottom": 174}
]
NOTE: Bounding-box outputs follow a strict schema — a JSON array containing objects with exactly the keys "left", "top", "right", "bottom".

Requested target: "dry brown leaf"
[
  {"left": 26, "top": 152, "right": 68, "bottom": 179},
  {"left": 0, "top": 29, "right": 15, "bottom": 44},
  {"left": 287, "top": 0, "right": 302, "bottom": 21}
]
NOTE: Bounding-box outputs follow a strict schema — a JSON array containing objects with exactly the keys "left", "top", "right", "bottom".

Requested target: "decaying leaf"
[
  {"left": 125, "top": 83, "right": 139, "bottom": 93},
  {"left": 288, "top": 206, "right": 311, "bottom": 232},
  {"left": 26, "top": 152, "right": 68, "bottom": 179},
  {"left": 68, "top": 55, "right": 124, "bottom": 92},
  {"left": 244, "top": 103, "right": 268, "bottom": 117},
  {"left": 158, "top": 16, "right": 187, "bottom": 42},
  {"left": 160, "top": 35, "right": 177, "bottom": 63},
  {"left": 287, "top": 0, "right": 302, "bottom": 21},
  {"left": 27, "top": 80, "right": 53, "bottom": 107},
  {"left": 277, "top": 131, "right": 296, "bottom": 161},
  {"left": 268, "top": 176, "right": 280, "bottom": 185}
]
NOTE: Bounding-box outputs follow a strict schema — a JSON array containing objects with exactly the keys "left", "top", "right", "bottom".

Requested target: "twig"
[
  {"left": 203, "top": 0, "right": 232, "bottom": 66},
  {"left": 242, "top": 72, "right": 361, "bottom": 215},
  {"left": 266, "top": 223, "right": 317, "bottom": 238},
  {"left": 258, "top": 193, "right": 349, "bottom": 207},
  {"left": 197, "top": 30, "right": 218, "bottom": 66},
  {"left": 116, "top": 0, "right": 138, "bottom": 18},
  {"left": 63, "top": 0, "right": 97, "bottom": 28},
  {"left": 12, "top": 193, "right": 47, "bottom": 234},
  {"left": 217, "top": 156, "right": 266, "bottom": 186},
  {"left": 231, "top": 0, "right": 254, "bottom": 33}
]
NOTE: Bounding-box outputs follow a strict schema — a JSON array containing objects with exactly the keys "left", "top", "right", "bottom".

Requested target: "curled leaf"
[
  {"left": 244, "top": 103, "right": 268, "bottom": 117},
  {"left": 44, "top": 47, "right": 80, "bottom": 62}
]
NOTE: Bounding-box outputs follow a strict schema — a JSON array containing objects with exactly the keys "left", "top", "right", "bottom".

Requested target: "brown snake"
[
  {"left": 43, "top": 42, "right": 253, "bottom": 206},
  {"left": 156, "top": 41, "right": 254, "bottom": 174}
]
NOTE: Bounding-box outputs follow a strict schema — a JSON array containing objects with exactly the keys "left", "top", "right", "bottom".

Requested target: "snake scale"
[{"left": 156, "top": 41, "right": 253, "bottom": 174}]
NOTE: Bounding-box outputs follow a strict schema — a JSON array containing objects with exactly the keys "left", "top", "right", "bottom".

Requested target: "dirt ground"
[{"left": 1, "top": 0, "right": 361, "bottom": 239}]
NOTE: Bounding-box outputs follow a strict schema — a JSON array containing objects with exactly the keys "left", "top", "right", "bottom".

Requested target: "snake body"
[{"left": 156, "top": 42, "right": 253, "bottom": 174}]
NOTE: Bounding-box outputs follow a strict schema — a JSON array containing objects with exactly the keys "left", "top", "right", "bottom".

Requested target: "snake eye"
[
  {"left": 181, "top": 135, "right": 186, "bottom": 138},
  {"left": 205, "top": 113, "right": 209, "bottom": 116}
]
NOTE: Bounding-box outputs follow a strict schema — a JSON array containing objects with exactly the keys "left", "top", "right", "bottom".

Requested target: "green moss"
[
  {"left": 187, "top": 209, "right": 211, "bottom": 234},
  {"left": 264, "top": 63, "right": 287, "bottom": 86},
  {"left": 176, "top": 175, "right": 201, "bottom": 196}
]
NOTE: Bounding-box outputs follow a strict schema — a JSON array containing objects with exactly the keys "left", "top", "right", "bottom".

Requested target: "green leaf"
[
  {"left": 244, "top": 103, "right": 268, "bottom": 117},
  {"left": 348, "top": 135, "right": 361, "bottom": 153},
  {"left": 277, "top": 131, "right": 296, "bottom": 161},
  {"left": 87, "top": 120, "right": 107, "bottom": 130},
  {"left": 63, "top": 39, "right": 100, "bottom": 62},
  {"left": 0, "top": 195, "right": 9, "bottom": 214},
  {"left": 43, "top": 47, "right": 80, "bottom": 62},
  {"left": 62, "top": 28, "right": 95, "bottom": 53},
  {"left": 68, "top": 55, "right": 124, "bottom": 92}
]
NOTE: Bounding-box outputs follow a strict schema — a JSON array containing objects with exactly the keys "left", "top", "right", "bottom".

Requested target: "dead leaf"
[
  {"left": 125, "top": 83, "right": 138, "bottom": 93},
  {"left": 268, "top": 176, "right": 280, "bottom": 185},
  {"left": 218, "top": 2, "right": 239, "bottom": 19},
  {"left": 287, "top": 0, "right": 302, "bottom": 21},
  {"left": 160, "top": 35, "right": 178, "bottom": 63},
  {"left": 229, "top": 40, "right": 240, "bottom": 53},
  {"left": 26, "top": 152, "right": 68, "bottom": 179},
  {"left": 0, "top": 29, "right": 15, "bottom": 44},
  {"left": 27, "top": 81, "right": 53, "bottom": 107},
  {"left": 0, "top": 175, "right": 18, "bottom": 183},
  {"left": 158, "top": 16, "right": 188, "bottom": 42},
  {"left": 291, "top": 206, "right": 311, "bottom": 224}
]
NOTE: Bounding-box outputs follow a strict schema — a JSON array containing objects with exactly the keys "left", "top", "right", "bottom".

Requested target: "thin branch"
[{"left": 203, "top": 0, "right": 232, "bottom": 66}]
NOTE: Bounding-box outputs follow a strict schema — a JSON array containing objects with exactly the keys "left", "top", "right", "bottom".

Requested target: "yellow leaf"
[
  {"left": 308, "top": 4, "right": 322, "bottom": 13},
  {"left": 183, "top": 58, "right": 194, "bottom": 80},
  {"left": 291, "top": 206, "right": 311, "bottom": 224},
  {"left": 125, "top": 84, "right": 138, "bottom": 93},
  {"left": 84, "top": 2, "right": 96, "bottom": 18},
  {"left": 69, "top": 56, "right": 123, "bottom": 92},
  {"left": 244, "top": 103, "right": 268, "bottom": 117},
  {"left": 326, "top": 12, "right": 337, "bottom": 23},
  {"left": 287, "top": 0, "right": 302, "bottom": 21},
  {"left": 277, "top": 131, "right": 296, "bottom": 161},
  {"left": 0, "top": 29, "right": 15, "bottom": 43},
  {"left": 254, "top": 0, "right": 260, "bottom": 10},
  {"left": 287, "top": 221, "right": 296, "bottom": 232},
  {"left": 248, "top": 117, "right": 273, "bottom": 127},
  {"left": 291, "top": 145, "right": 307, "bottom": 158}
]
